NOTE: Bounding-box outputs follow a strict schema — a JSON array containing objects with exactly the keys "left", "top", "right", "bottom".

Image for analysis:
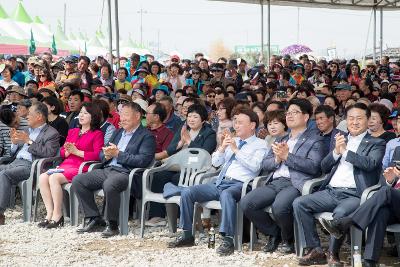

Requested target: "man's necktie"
[{"left": 215, "top": 140, "right": 246, "bottom": 186}]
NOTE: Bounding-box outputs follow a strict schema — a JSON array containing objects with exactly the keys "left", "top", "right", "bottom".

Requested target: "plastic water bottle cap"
[{"left": 354, "top": 246, "right": 359, "bottom": 249}]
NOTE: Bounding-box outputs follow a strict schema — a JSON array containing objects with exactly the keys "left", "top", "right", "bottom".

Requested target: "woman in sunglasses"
[{"left": 38, "top": 68, "right": 56, "bottom": 91}]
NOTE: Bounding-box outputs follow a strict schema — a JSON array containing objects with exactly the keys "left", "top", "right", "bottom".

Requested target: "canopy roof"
[
  {"left": 0, "top": 4, "right": 9, "bottom": 19},
  {"left": 12, "top": 0, "right": 33, "bottom": 23},
  {"left": 210, "top": 0, "right": 400, "bottom": 10}
]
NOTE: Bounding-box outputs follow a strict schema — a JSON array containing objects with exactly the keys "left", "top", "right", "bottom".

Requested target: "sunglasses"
[
  {"left": 192, "top": 72, "right": 200, "bottom": 75},
  {"left": 207, "top": 94, "right": 216, "bottom": 98}
]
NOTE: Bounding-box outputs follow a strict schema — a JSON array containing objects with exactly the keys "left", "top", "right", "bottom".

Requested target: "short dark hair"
[
  {"left": 218, "top": 98, "right": 236, "bottom": 120},
  {"left": 232, "top": 107, "right": 259, "bottom": 129},
  {"left": 0, "top": 107, "right": 15, "bottom": 126},
  {"left": 159, "top": 95, "right": 173, "bottom": 105},
  {"left": 252, "top": 101, "right": 267, "bottom": 113},
  {"left": 117, "top": 67, "right": 128, "bottom": 77},
  {"left": 42, "top": 96, "right": 62, "bottom": 115},
  {"left": 32, "top": 102, "right": 49, "bottom": 121},
  {"left": 92, "top": 99, "right": 110, "bottom": 121},
  {"left": 187, "top": 104, "right": 208, "bottom": 122},
  {"left": 123, "top": 102, "right": 144, "bottom": 116},
  {"left": 70, "top": 90, "right": 84, "bottom": 102},
  {"left": 101, "top": 63, "right": 113, "bottom": 75},
  {"left": 264, "top": 110, "right": 288, "bottom": 131},
  {"left": 369, "top": 103, "right": 390, "bottom": 126},
  {"left": 345, "top": 102, "right": 371, "bottom": 119},
  {"left": 267, "top": 100, "right": 285, "bottom": 110},
  {"left": 81, "top": 102, "right": 102, "bottom": 130},
  {"left": 151, "top": 102, "right": 167, "bottom": 122},
  {"left": 287, "top": 98, "right": 313, "bottom": 118},
  {"left": 314, "top": 105, "right": 336, "bottom": 126},
  {"left": 183, "top": 97, "right": 200, "bottom": 106},
  {"left": 78, "top": 56, "right": 90, "bottom": 65}
]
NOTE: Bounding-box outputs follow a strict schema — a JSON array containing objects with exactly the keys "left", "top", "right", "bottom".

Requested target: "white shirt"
[
  {"left": 212, "top": 135, "right": 268, "bottom": 183},
  {"left": 329, "top": 131, "right": 367, "bottom": 188}
]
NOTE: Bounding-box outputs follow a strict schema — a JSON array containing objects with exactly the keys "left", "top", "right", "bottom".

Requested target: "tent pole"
[
  {"left": 267, "top": 0, "right": 271, "bottom": 69},
  {"left": 115, "top": 0, "right": 120, "bottom": 69},
  {"left": 373, "top": 5, "right": 376, "bottom": 63},
  {"left": 380, "top": 7, "right": 383, "bottom": 60},
  {"left": 260, "top": 0, "right": 264, "bottom": 63},
  {"left": 107, "top": 0, "right": 113, "bottom": 65}
]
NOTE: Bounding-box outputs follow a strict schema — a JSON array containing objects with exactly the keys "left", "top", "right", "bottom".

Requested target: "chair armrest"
[
  {"left": 251, "top": 175, "right": 271, "bottom": 190},
  {"left": 141, "top": 162, "right": 175, "bottom": 192},
  {"left": 241, "top": 177, "right": 258, "bottom": 197},
  {"left": 302, "top": 176, "right": 326, "bottom": 196},
  {"left": 88, "top": 163, "right": 103, "bottom": 172},
  {"left": 127, "top": 167, "right": 147, "bottom": 191},
  {"left": 196, "top": 170, "right": 221, "bottom": 185},
  {"left": 78, "top": 161, "right": 101, "bottom": 174},
  {"left": 33, "top": 156, "right": 63, "bottom": 187},
  {"left": 360, "top": 184, "right": 382, "bottom": 204},
  {"left": 191, "top": 167, "right": 212, "bottom": 185}
]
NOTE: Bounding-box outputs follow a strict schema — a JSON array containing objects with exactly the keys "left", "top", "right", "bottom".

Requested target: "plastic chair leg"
[
  {"left": 21, "top": 181, "right": 32, "bottom": 222},
  {"left": 119, "top": 190, "right": 129, "bottom": 235},
  {"left": 166, "top": 203, "right": 178, "bottom": 233},
  {"left": 249, "top": 222, "right": 256, "bottom": 251},
  {"left": 9, "top": 186, "right": 16, "bottom": 208},
  {"left": 236, "top": 205, "right": 243, "bottom": 251},
  {"left": 70, "top": 188, "right": 79, "bottom": 226},
  {"left": 192, "top": 203, "right": 201, "bottom": 237},
  {"left": 294, "top": 219, "right": 305, "bottom": 257},
  {"left": 140, "top": 200, "right": 147, "bottom": 238},
  {"left": 394, "top": 232, "right": 400, "bottom": 260},
  {"left": 32, "top": 188, "right": 40, "bottom": 222}
]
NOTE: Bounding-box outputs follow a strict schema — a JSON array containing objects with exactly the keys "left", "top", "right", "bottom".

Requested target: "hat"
[
  {"left": 64, "top": 55, "right": 78, "bottom": 63},
  {"left": 170, "top": 55, "right": 180, "bottom": 62},
  {"left": 365, "top": 59, "right": 377, "bottom": 67},
  {"left": 335, "top": 84, "right": 352, "bottom": 91},
  {"left": 4, "top": 55, "right": 16, "bottom": 61},
  {"left": 0, "top": 87, "right": 6, "bottom": 101},
  {"left": 378, "top": 66, "right": 389, "bottom": 74},
  {"left": 379, "top": 98, "right": 393, "bottom": 112},
  {"left": 228, "top": 59, "right": 238, "bottom": 68},
  {"left": 312, "top": 66, "right": 322, "bottom": 72},
  {"left": 27, "top": 56, "right": 39, "bottom": 64},
  {"left": 81, "top": 89, "right": 92, "bottom": 96},
  {"left": 118, "top": 94, "right": 132, "bottom": 103},
  {"left": 7, "top": 86, "right": 27, "bottom": 97},
  {"left": 283, "top": 55, "right": 291, "bottom": 60},
  {"left": 38, "top": 87, "right": 56, "bottom": 96},
  {"left": 51, "top": 61, "right": 64, "bottom": 70},
  {"left": 133, "top": 99, "right": 148, "bottom": 114},
  {"left": 294, "top": 64, "right": 305, "bottom": 70},
  {"left": 34, "top": 60, "right": 46, "bottom": 68},
  {"left": 0, "top": 64, "right": 5, "bottom": 73},
  {"left": 272, "top": 63, "right": 283, "bottom": 69},
  {"left": 381, "top": 79, "right": 390, "bottom": 85},
  {"left": 99, "top": 93, "right": 114, "bottom": 101},
  {"left": 17, "top": 99, "right": 32, "bottom": 108},
  {"left": 210, "top": 63, "right": 224, "bottom": 72},
  {"left": 152, "top": 85, "right": 170, "bottom": 96},
  {"left": 132, "top": 88, "right": 145, "bottom": 98},
  {"left": 16, "top": 58, "right": 25, "bottom": 66},
  {"left": 389, "top": 109, "right": 400, "bottom": 119},
  {"left": 94, "top": 86, "right": 107, "bottom": 94},
  {"left": 133, "top": 68, "right": 150, "bottom": 76}
]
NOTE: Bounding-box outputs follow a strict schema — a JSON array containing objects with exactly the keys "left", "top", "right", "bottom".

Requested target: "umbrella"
[{"left": 281, "top": 44, "right": 312, "bottom": 56}]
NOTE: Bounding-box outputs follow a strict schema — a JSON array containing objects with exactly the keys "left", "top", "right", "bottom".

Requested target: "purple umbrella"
[{"left": 281, "top": 44, "right": 312, "bottom": 56}]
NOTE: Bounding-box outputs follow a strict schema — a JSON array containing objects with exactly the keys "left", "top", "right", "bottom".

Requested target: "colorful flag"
[
  {"left": 51, "top": 34, "right": 57, "bottom": 55},
  {"left": 29, "top": 29, "right": 36, "bottom": 55}
]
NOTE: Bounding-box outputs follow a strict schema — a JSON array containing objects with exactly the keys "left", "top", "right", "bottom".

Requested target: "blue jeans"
[{"left": 179, "top": 179, "right": 243, "bottom": 237}]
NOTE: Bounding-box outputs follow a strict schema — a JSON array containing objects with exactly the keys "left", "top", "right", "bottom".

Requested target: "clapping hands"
[{"left": 271, "top": 142, "right": 289, "bottom": 163}]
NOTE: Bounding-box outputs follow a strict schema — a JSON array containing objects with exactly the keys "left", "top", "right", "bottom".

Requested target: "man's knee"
[
  {"left": 71, "top": 173, "right": 86, "bottom": 190},
  {"left": 239, "top": 194, "right": 254, "bottom": 212},
  {"left": 292, "top": 196, "right": 307, "bottom": 212}
]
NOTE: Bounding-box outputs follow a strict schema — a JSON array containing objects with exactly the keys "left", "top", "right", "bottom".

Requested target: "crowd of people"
[{"left": 0, "top": 50, "right": 400, "bottom": 267}]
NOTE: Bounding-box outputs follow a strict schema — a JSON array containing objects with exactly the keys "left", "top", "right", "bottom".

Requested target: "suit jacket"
[
  {"left": 100, "top": 125, "right": 156, "bottom": 173},
  {"left": 262, "top": 128, "right": 327, "bottom": 192},
  {"left": 320, "top": 132, "right": 386, "bottom": 196},
  {"left": 11, "top": 124, "right": 60, "bottom": 161}
]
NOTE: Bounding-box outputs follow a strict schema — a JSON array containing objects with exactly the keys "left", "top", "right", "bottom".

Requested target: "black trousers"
[
  {"left": 351, "top": 186, "right": 400, "bottom": 262},
  {"left": 240, "top": 177, "right": 301, "bottom": 241},
  {"left": 293, "top": 186, "right": 360, "bottom": 253},
  {"left": 72, "top": 167, "right": 129, "bottom": 223}
]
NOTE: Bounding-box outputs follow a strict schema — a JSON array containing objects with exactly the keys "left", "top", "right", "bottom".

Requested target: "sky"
[{"left": 2, "top": 0, "right": 400, "bottom": 59}]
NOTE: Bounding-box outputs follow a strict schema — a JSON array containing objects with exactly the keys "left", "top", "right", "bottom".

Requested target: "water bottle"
[
  {"left": 353, "top": 246, "right": 362, "bottom": 267},
  {"left": 208, "top": 226, "right": 215, "bottom": 249}
]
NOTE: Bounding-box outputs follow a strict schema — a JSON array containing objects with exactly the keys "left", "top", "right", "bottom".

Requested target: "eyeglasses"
[
  {"left": 192, "top": 72, "right": 200, "bottom": 75},
  {"left": 285, "top": 110, "right": 302, "bottom": 117},
  {"left": 207, "top": 94, "right": 215, "bottom": 98},
  {"left": 39, "top": 74, "right": 47, "bottom": 78}
]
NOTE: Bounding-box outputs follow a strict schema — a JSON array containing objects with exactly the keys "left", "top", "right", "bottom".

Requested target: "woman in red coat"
[{"left": 38, "top": 102, "right": 104, "bottom": 229}]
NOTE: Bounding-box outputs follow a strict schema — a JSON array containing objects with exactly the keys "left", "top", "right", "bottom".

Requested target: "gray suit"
[
  {"left": 240, "top": 128, "right": 327, "bottom": 241},
  {"left": 293, "top": 132, "right": 385, "bottom": 253},
  {"left": 0, "top": 124, "right": 60, "bottom": 214}
]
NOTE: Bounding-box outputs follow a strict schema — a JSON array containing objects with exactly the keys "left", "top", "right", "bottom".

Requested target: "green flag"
[
  {"left": 29, "top": 29, "right": 36, "bottom": 55},
  {"left": 51, "top": 34, "right": 57, "bottom": 55},
  {"left": 84, "top": 41, "right": 87, "bottom": 55}
]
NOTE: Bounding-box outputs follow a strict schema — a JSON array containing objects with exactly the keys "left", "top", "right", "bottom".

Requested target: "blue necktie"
[{"left": 215, "top": 140, "right": 246, "bottom": 186}]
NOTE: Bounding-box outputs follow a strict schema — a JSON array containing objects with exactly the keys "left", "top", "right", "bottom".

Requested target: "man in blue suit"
[
  {"left": 240, "top": 98, "right": 327, "bottom": 254},
  {"left": 294, "top": 103, "right": 385, "bottom": 266},
  {"left": 73, "top": 102, "right": 156, "bottom": 237}
]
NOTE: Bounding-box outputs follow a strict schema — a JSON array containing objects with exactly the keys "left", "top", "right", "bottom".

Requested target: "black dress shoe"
[
  {"left": 167, "top": 234, "right": 195, "bottom": 248},
  {"left": 77, "top": 217, "right": 106, "bottom": 234},
  {"left": 216, "top": 240, "right": 234, "bottom": 256},
  {"left": 298, "top": 247, "right": 327, "bottom": 266},
  {"left": 364, "top": 259, "right": 378, "bottom": 267},
  {"left": 101, "top": 221, "right": 119, "bottom": 238},
  {"left": 319, "top": 218, "right": 345, "bottom": 239},
  {"left": 278, "top": 241, "right": 295, "bottom": 254},
  {"left": 38, "top": 219, "right": 50, "bottom": 228},
  {"left": 263, "top": 235, "right": 281, "bottom": 253},
  {"left": 46, "top": 216, "right": 64, "bottom": 229}
]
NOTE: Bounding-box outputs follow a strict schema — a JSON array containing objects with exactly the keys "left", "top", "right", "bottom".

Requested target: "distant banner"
[
  {"left": 235, "top": 45, "right": 280, "bottom": 55},
  {"left": 327, "top": 47, "right": 337, "bottom": 59}
]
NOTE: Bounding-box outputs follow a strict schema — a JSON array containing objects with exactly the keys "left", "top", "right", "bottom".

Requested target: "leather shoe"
[
  {"left": 298, "top": 247, "right": 327, "bottom": 266},
  {"left": 216, "top": 240, "right": 234, "bottom": 256},
  {"left": 167, "top": 234, "right": 195, "bottom": 248},
  {"left": 101, "top": 221, "right": 119, "bottom": 238},
  {"left": 327, "top": 251, "right": 343, "bottom": 267},
  {"left": 364, "top": 259, "right": 378, "bottom": 267},
  {"left": 319, "top": 218, "right": 345, "bottom": 239},
  {"left": 77, "top": 217, "right": 106, "bottom": 234},
  {"left": 0, "top": 214, "right": 4, "bottom": 225},
  {"left": 278, "top": 241, "right": 295, "bottom": 254},
  {"left": 263, "top": 235, "right": 281, "bottom": 253}
]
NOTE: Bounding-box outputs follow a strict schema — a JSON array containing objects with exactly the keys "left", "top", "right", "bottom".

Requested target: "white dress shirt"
[
  {"left": 212, "top": 135, "right": 268, "bottom": 183},
  {"left": 11, "top": 124, "right": 46, "bottom": 162},
  {"left": 329, "top": 131, "right": 367, "bottom": 188}
]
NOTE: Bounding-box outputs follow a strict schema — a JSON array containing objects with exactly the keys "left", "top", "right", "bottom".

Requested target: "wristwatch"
[{"left": 28, "top": 140, "right": 33, "bottom": 146}]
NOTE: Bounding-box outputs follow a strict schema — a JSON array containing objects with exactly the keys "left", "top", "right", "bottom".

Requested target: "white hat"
[
  {"left": 133, "top": 99, "right": 148, "bottom": 114},
  {"left": 379, "top": 98, "right": 393, "bottom": 112}
]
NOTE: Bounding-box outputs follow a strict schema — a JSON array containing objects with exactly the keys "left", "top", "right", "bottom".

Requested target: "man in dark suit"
[
  {"left": 240, "top": 98, "right": 327, "bottom": 254},
  {"left": 72, "top": 102, "right": 156, "bottom": 237},
  {"left": 0, "top": 102, "right": 60, "bottom": 225},
  {"left": 321, "top": 146, "right": 400, "bottom": 267},
  {"left": 293, "top": 103, "right": 385, "bottom": 266}
]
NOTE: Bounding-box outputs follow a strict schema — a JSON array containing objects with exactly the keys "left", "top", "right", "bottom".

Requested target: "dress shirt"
[
  {"left": 11, "top": 124, "right": 46, "bottom": 162},
  {"left": 329, "top": 131, "right": 367, "bottom": 188},
  {"left": 212, "top": 135, "right": 267, "bottom": 183},
  {"left": 109, "top": 127, "right": 138, "bottom": 167},
  {"left": 382, "top": 137, "right": 400, "bottom": 169},
  {"left": 273, "top": 130, "right": 305, "bottom": 179}
]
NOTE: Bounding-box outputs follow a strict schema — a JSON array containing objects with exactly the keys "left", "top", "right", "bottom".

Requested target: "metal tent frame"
[{"left": 210, "top": 0, "right": 400, "bottom": 64}]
